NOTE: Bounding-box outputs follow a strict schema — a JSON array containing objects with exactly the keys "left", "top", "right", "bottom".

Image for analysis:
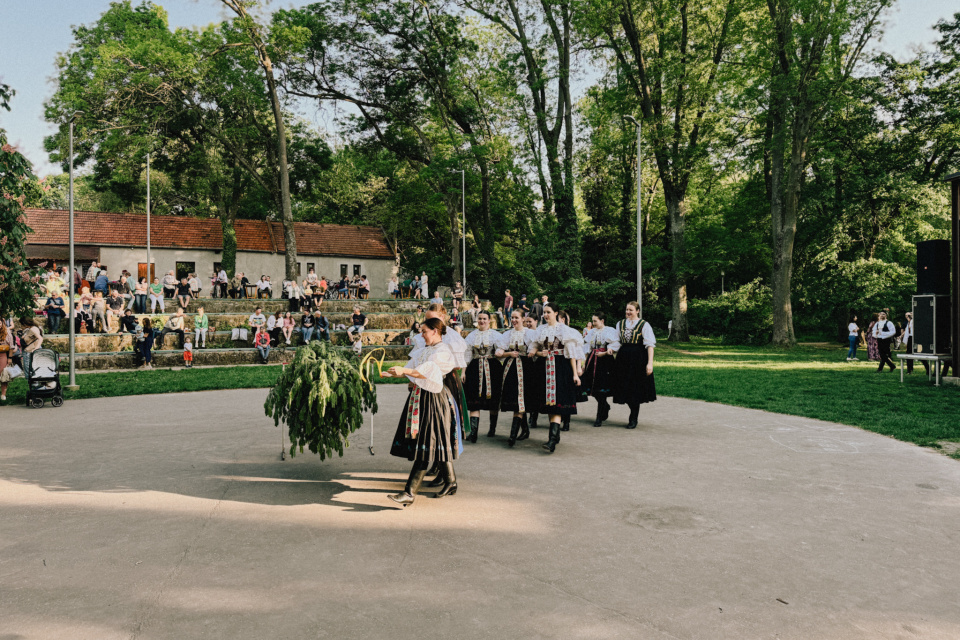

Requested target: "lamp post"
[
  {"left": 66, "top": 111, "right": 83, "bottom": 390},
  {"left": 146, "top": 152, "right": 151, "bottom": 283},
  {"left": 721, "top": 270, "right": 725, "bottom": 295},
  {"left": 624, "top": 115, "right": 642, "bottom": 316},
  {"left": 460, "top": 169, "right": 466, "bottom": 294}
]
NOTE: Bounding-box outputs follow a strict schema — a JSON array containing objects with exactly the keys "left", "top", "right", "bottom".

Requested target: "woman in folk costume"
[
  {"left": 557, "top": 309, "right": 586, "bottom": 432},
  {"left": 384, "top": 318, "right": 462, "bottom": 506},
  {"left": 410, "top": 303, "right": 471, "bottom": 487},
  {"left": 528, "top": 302, "right": 582, "bottom": 453},
  {"left": 579, "top": 312, "right": 621, "bottom": 428},
  {"left": 522, "top": 314, "right": 542, "bottom": 433},
  {"left": 496, "top": 309, "right": 537, "bottom": 447},
  {"left": 612, "top": 301, "right": 656, "bottom": 429},
  {"left": 463, "top": 310, "right": 504, "bottom": 440}
]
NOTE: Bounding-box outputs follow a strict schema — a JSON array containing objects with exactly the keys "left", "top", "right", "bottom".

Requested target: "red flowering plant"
[{"left": 0, "top": 84, "right": 45, "bottom": 320}]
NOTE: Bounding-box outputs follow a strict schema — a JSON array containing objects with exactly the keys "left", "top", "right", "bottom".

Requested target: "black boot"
[
  {"left": 434, "top": 463, "right": 458, "bottom": 498},
  {"left": 529, "top": 412, "right": 539, "bottom": 429},
  {"left": 508, "top": 416, "right": 521, "bottom": 447},
  {"left": 389, "top": 464, "right": 427, "bottom": 507},
  {"left": 517, "top": 414, "right": 530, "bottom": 441},
  {"left": 487, "top": 412, "right": 498, "bottom": 437},
  {"left": 426, "top": 460, "right": 445, "bottom": 487},
  {"left": 467, "top": 416, "right": 479, "bottom": 443},
  {"left": 560, "top": 416, "right": 570, "bottom": 432},
  {"left": 594, "top": 397, "right": 608, "bottom": 427},
  {"left": 541, "top": 422, "right": 561, "bottom": 453},
  {"left": 626, "top": 402, "right": 639, "bottom": 429}
]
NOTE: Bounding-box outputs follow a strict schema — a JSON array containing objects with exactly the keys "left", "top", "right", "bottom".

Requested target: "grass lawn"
[{"left": 2, "top": 342, "right": 958, "bottom": 456}]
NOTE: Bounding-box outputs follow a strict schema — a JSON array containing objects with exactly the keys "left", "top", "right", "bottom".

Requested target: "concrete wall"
[{"left": 97, "top": 247, "right": 396, "bottom": 295}]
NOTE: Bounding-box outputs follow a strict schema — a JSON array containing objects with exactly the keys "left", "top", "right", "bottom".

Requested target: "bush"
[{"left": 687, "top": 279, "right": 773, "bottom": 345}]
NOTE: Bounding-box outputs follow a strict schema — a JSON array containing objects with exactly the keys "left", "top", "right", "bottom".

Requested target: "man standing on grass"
[{"left": 873, "top": 311, "right": 897, "bottom": 373}]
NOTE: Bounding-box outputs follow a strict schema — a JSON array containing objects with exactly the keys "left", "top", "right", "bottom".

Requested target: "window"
[
  {"left": 353, "top": 264, "right": 361, "bottom": 276},
  {"left": 340, "top": 264, "right": 348, "bottom": 277},
  {"left": 297, "top": 262, "right": 302, "bottom": 276},
  {"left": 176, "top": 262, "right": 196, "bottom": 281},
  {"left": 307, "top": 262, "right": 315, "bottom": 273},
  {"left": 213, "top": 262, "right": 222, "bottom": 275}
]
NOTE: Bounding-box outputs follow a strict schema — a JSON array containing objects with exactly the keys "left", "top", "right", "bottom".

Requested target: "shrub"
[{"left": 687, "top": 279, "right": 773, "bottom": 345}]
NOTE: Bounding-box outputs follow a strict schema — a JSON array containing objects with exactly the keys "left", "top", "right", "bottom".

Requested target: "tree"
[{"left": 0, "top": 84, "right": 44, "bottom": 320}]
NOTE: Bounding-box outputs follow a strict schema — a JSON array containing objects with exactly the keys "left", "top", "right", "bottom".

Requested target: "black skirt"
[
  {"left": 579, "top": 349, "right": 615, "bottom": 400},
  {"left": 536, "top": 353, "right": 578, "bottom": 417},
  {"left": 499, "top": 356, "right": 535, "bottom": 413},
  {"left": 465, "top": 357, "right": 503, "bottom": 411},
  {"left": 612, "top": 343, "right": 657, "bottom": 405},
  {"left": 390, "top": 386, "right": 459, "bottom": 464}
]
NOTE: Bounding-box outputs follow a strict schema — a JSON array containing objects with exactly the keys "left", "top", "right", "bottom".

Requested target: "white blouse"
[
  {"left": 497, "top": 328, "right": 536, "bottom": 356},
  {"left": 584, "top": 326, "right": 621, "bottom": 353},
  {"left": 403, "top": 341, "right": 456, "bottom": 394},
  {"left": 528, "top": 323, "right": 583, "bottom": 360},
  {"left": 616, "top": 318, "right": 656, "bottom": 348},
  {"left": 411, "top": 329, "right": 468, "bottom": 369},
  {"left": 464, "top": 329, "right": 500, "bottom": 364}
]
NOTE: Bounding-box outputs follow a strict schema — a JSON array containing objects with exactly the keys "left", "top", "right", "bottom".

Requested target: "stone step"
[
  {"left": 133, "top": 296, "right": 490, "bottom": 314},
  {"left": 60, "top": 344, "right": 413, "bottom": 371},
  {"left": 43, "top": 329, "right": 417, "bottom": 353}
]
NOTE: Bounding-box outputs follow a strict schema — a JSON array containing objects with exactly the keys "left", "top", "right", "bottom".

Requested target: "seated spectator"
[
  {"left": 229, "top": 273, "right": 243, "bottom": 299},
  {"left": 44, "top": 291, "right": 66, "bottom": 334},
  {"left": 412, "top": 275, "right": 422, "bottom": 299},
  {"left": 449, "top": 307, "right": 463, "bottom": 331},
  {"left": 317, "top": 276, "right": 328, "bottom": 297},
  {"left": 314, "top": 310, "right": 330, "bottom": 342},
  {"left": 267, "top": 311, "right": 283, "bottom": 345},
  {"left": 134, "top": 278, "right": 149, "bottom": 314},
  {"left": 118, "top": 274, "right": 134, "bottom": 311},
  {"left": 350, "top": 331, "right": 363, "bottom": 355},
  {"left": 105, "top": 289, "right": 125, "bottom": 331},
  {"left": 72, "top": 302, "right": 92, "bottom": 334},
  {"left": 90, "top": 291, "right": 108, "bottom": 333},
  {"left": 249, "top": 307, "right": 266, "bottom": 332},
  {"left": 189, "top": 273, "right": 202, "bottom": 298},
  {"left": 414, "top": 304, "right": 425, "bottom": 325},
  {"left": 240, "top": 272, "right": 251, "bottom": 297},
  {"left": 300, "top": 281, "right": 314, "bottom": 312},
  {"left": 157, "top": 308, "right": 187, "bottom": 349},
  {"left": 254, "top": 326, "right": 271, "bottom": 363},
  {"left": 388, "top": 276, "right": 399, "bottom": 299},
  {"left": 162, "top": 270, "right": 177, "bottom": 298},
  {"left": 138, "top": 318, "right": 155, "bottom": 369},
  {"left": 149, "top": 278, "right": 165, "bottom": 313},
  {"left": 79, "top": 286, "right": 93, "bottom": 314},
  {"left": 176, "top": 277, "right": 192, "bottom": 311},
  {"left": 337, "top": 277, "right": 349, "bottom": 299},
  {"left": 300, "top": 311, "right": 316, "bottom": 343},
  {"left": 306, "top": 268, "right": 318, "bottom": 285},
  {"left": 94, "top": 268, "right": 110, "bottom": 295},
  {"left": 347, "top": 306, "right": 368, "bottom": 336},
  {"left": 359, "top": 275, "right": 370, "bottom": 299},
  {"left": 210, "top": 271, "right": 219, "bottom": 298},
  {"left": 194, "top": 306, "right": 209, "bottom": 348},
  {"left": 120, "top": 309, "right": 139, "bottom": 334},
  {"left": 452, "top": 281, "right": 464, "bottom": 307},
  {"left": 282, "top": 311, "right": 295, "bottom": 345},
  {"left": 257, "top": 275, "right": 272, "bottom": 299},
  {"left": 430, "top": 291, "right": 443, "bottom": 305},
  {"left": 313, "top": 278, "right": 326, "bottom": 307},
  {"left": 407, "top": 321, "right": 420, "bottom": 345}
]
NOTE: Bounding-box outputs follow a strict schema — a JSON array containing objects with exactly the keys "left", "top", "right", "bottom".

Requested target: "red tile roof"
[{"left": 24, "top": 209, "right": 395, "bottom": 259}]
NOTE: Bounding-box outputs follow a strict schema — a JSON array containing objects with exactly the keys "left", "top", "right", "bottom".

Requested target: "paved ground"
[{"left": 2, "top": 386, "right": 960, "bottom": 639}]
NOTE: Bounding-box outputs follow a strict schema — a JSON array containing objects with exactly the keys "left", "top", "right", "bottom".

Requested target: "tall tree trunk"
[{"left": 664, "top": 190, "right": 689, "bottom": 341}]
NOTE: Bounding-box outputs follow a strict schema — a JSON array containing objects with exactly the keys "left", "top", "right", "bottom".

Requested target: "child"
[
  {"left": 183, "top": 338, "right": 194, "bottom": 368},
  {"left": 351, "top": 331, "right": 363, "bottom": 355}
]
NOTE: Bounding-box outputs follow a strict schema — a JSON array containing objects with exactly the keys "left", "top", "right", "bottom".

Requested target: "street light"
[
  {"left": 623, "top": 114, "right": 642, "bottom": 317},
  {"left": 146, "top": 151, "right": 151, "bottom": 283},
  {"left": 66, "top": 111, "right": 83, "bottom": 390}
]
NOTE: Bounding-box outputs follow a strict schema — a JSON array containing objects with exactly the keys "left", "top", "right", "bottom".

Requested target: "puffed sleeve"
[
  {"left": 407, "top": 344, "right": 455, "bottom": 393},
  {"left": 603, "top": 326, "right": 621, "bottom": 353},
  {"left": 443, "top": 330, "right": 468, "bottom": 369},
  {"left": 524, "top": 329, "right": 538, "bottom": 353},
  {"left": 642, "top": 322, "right": 656, "bottom": 348},
  {"left": 412, "top": 333, "right": 425, "bottom": 351},
  {"left": 527, "top": 326, "right": 543, "bottom": 357},
  {"left": 560, "top": 325, "right": 583, "bottom": 360},
  {"left": 463, "top": 330, "right": 478, "bottom": 365},
  {"left": 495, "top": 330, "right": 512, "bottom": 352}
]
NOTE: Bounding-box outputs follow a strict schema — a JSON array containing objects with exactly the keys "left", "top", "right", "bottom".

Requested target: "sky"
[{"left": 0, "top": 0, "right": 957, "bottom": 177}]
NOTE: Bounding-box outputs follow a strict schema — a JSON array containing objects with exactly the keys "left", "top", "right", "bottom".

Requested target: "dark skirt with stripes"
[
  {"left": 390, "top": 386, "right": 460, "bottom": 464},
  {"left": 579, "top": 350, "right": 615, "bottom": 401},
  {"left": 465, "top": 357, "right": 503, "bottom": 411},
  {"left": 612, "top": 343, "right": 657, "bottom": 405},
  {"left": 536, "top": 354, "right": 578, "bottom": 417},
  {"left": 499, "top": 356, "right": 534, "bottom": 413}
]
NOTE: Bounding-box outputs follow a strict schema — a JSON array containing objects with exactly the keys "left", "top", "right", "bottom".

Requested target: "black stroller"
[{"left": 25, "top": 348, "right": 64, "bottom": 408}]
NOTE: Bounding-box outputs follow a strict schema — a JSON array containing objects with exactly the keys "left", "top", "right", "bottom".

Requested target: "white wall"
[{"left": 98, "top": 247, "right": 397, "bottom": 295}]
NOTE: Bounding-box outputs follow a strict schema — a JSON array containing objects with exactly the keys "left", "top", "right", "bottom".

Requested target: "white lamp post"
[
  {"left": 66, "top": 111, "right": 83, "bottom": 390},
  {"left": 623, "top": 115, "right": 642, "bottom": 316}
]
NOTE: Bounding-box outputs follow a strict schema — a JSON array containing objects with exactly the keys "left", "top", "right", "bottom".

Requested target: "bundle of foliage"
[
  {"left": 0, "top": 84, "right": 44, "bottom": 319},
  {"left": 264, "top": 341, "right": 378, "bottom": 460},
  {"left": 687, "top": 280, "right": 773, "bottom": 346}
]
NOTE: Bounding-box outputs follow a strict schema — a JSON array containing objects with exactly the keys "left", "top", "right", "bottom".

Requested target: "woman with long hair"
[
  {"left": 611, "top": 301, "right": 657, "bottom": 429},
  {"left": 384, "top": 317, "right": 461, "bottom": 505},
  {"left": 464, "top": 310, "right": 504, "bottom": 440},
  {"left": 580, "top": 312, "right": 621, "bottom": 428},
  {"left": 528, "top": 302, "right": 582, "bottom": 453},
  {"left": 497, "top": 309, "right": 537, "bottom": 446}
]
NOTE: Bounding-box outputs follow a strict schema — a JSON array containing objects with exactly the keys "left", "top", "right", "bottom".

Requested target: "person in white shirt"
[
  {"left": 496, "top": 309, "right": 537, "bottom": 446},
  {"left": 846, "top": 315, "right": 860, "bottom": 361},
  {"left": 581, "top": 312, "right": 621, "bottom": 427},
  {"left": 217, "top": 268, "right": 228, "bottom": 298},
  {"left": 901, "top": 311, "right": 928, "bottom": 375},
  {"left": 189, "top": 273, "right": 202, "bottom": 298},
  {"left": 528, "top": 302, "right": 583, "bottom": 453},
  {"left": 872, "top": 311, "right": 897, "bottom": 372},
  {"left": 463, "top": 310, "right": 504, "bottom": 440},
  {"left": 430, "top": 291, "right": 443, "bottom": 306},
  {"left": 612, "top": 301, "right": 657, "bottom": 429},
  {"left": 257, "top": 276, "right": 272, "bottom": 299},
  {"left": 420, "top": 271, "right": 429, "bottom": 298}
]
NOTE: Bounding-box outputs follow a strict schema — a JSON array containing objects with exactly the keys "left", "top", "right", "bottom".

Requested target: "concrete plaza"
[{"left": 2, "top": 385, "right": 959, "bottom": 639}]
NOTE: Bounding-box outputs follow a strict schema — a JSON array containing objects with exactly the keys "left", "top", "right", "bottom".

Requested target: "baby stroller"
[{"left": 25, "top": 348, "right": 64, "bottom": 408}]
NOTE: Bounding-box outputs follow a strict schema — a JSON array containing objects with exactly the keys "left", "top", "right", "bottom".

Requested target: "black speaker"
[
  {"left": 912, "top": 294, "right": 951, "bottom": 354},
  {"left": 917, "top": 240, "right": 950, "bottom": 295}
]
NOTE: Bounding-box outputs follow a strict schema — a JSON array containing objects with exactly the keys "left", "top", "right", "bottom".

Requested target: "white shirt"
[
  {"left": 528, "top": 323, "right": 583, "bottom": 360},
  {"left": 464, "top": 329, "right": 500, "bottom": 365},
  {"left": 903, "top": 320, "right": 913, "bottom": 341},
  {"left": 266, "top": 316, "right": 277, "bottom": 330},
  {"left": 872, "top": 320, "right": 895, "bottom": 340},
  {"left": 412, "top": 329, "right": 468, "bottom": 369},
  {"left": 189, "top": 277, "right": 201, "bottom": 291},
  {"left": 497, "top": 328, "right": 536, "bottom": 356},
  {"left": 420, "top": 275, "right": 428, "bottom": 293},
  {"left": 403, "top": 341, "right": 456, "bottom": 394},
  {"left": 848, "top": 322, "right": 859, "bottom": 337},
  {"left": 218, "top": 270, "right": 228, "bottom": 283},
  {"left": 615, "top": 318, "right": 657, "bottom": 348},
  {"left": 258, "top": 280, "right": 271, "bottom": 290},
  {"left": 585, "top": 326, "right": 621, "bottom": 353}
]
